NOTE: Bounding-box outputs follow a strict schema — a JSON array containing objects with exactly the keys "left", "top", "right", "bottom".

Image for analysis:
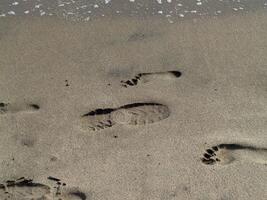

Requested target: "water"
[{"left": 1, "top": 0, "right": 267, "bottom": 22}]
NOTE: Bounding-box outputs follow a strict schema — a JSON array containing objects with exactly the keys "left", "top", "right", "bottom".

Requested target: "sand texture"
[{"left": 0, "top": 11, "right": 267, "bottom": 200}]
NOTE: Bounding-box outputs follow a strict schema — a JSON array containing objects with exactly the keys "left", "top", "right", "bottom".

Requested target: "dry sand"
[{"left": 0, "top": 11, "right": 267, "bottom": 200}]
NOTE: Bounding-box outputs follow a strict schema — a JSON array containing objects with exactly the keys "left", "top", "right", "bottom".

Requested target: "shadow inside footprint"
[
  {"left": 82, "top": 108, "right": 115, "bottom": 117},
  {"left": 29, "top": 104, "right": 40, "bottom": 110}
]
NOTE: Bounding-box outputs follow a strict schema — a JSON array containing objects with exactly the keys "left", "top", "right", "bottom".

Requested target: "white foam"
[
  {"left": 40, "top": 11, "right": 46, "bottom": 16},
  {"left": 35, "top": 4, "right": 42, "bottom": 9},
  {"left": 8, "top": 11, "right": 16, "bottom": 15},
  {"left": 105, "top": 0, "right": 111, "bottom": 4}
]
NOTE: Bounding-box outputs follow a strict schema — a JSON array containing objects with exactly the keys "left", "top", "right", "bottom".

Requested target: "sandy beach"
[{"left": 0, "top": 3, "right": 267, "bottom": 200}]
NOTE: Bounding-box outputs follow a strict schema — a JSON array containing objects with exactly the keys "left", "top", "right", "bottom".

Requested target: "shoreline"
[{"left": 1, "top": 0, "right": 267, "bottom": 22}]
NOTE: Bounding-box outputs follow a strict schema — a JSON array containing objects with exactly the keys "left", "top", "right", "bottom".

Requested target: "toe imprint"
[
  {"left": 81, "top": 108, "right": 116, "bottom": 131},
  {"left": 201, "top": 146, "right": 234, "bottom": 165},
  {"left": 201, "top": 143, "right": 267, "bottom": 165},
  {"left": 0, "top": 103, "right": 9, "bottom": 114}
]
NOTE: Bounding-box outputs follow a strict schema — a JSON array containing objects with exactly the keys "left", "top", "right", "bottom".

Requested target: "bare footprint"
[
  {"left": 0, "top": 177, "right": 87, "bottom": 200},
  {"left": 120, "top": 70, "right": 182, "bottom": 88},
  {"left": 0, "top": 177, "right": 51, "bottom": 200},
  {"left": 201, "top": 143, "right": 267, "bottom": 165},
  {"left": 80, "top": 102, "right": 170, "bottom": 131},
  {"left": 0, "top": 102, "right": 40, "bottom": 115},
  {"left": 57, "top": 190, "right": 87, "bottom": 200},
  {"left": 47, "top": 177, "right": 87, "bottom": 200}
]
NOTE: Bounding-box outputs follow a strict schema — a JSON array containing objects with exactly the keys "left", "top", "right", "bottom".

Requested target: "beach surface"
[{"left": 0, "top": 5, "right": 267, "bottom": 200}]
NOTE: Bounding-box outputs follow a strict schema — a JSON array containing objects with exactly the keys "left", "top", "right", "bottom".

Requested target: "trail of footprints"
[
  {"left": 0, "top": 177, "right": 87, "bottom": 200},
  {"left": 119, "top": 70, "right": 267, "bottom": 166},
  {"left": 80, "top": 70, "right": 183, "bottom": 131},
  {"left": 120, "top": 70, "right": 182, "bottom": 88},
  {"left": 1, "top": 68, "right": 266, "bottom": 191},
  {"left": 201, "top": 143, "right": 267, "bottom": 165},
  {"left": 80, "top": 102, "right": 170, "bottom": 131}
]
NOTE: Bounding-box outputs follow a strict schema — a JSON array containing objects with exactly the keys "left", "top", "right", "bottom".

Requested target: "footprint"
[
  {"left": 47, "top": 176, "right": 87, "bottom": 200},
  {"left": 128, "top": 32, "right": 147, "bottom": 42},
  {"left": 0, "top": 177, "right": 87, "bottom": 200},
  {"left": 120, "top": 70, "right": 182, "bottom": 88},
  {"left": 80, "top": 102, "right": 170, "bottom": 131},
  {"left": 58, "top": 190, "right": 87, "bottom": 200},
  {"left": 0, "top": 177, "right": 51, "bottom": 200},
  {"left": 0, "top": 102, "right": 40, "bottom": 114},
  {"left": 120, "top": 71, "right": 182, "bottom": 88},
  {"left": 201, "top": 143, "right": 267, "bottom": 165}
]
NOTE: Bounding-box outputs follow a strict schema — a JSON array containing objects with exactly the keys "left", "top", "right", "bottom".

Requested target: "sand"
[{"left": 0, "top": 10, "right": 266, "bottom": 200}]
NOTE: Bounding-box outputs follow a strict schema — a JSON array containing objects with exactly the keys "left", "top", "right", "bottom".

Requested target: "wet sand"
[{"left": 0, "top": 8, "right": 267, "bottom": 200}]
